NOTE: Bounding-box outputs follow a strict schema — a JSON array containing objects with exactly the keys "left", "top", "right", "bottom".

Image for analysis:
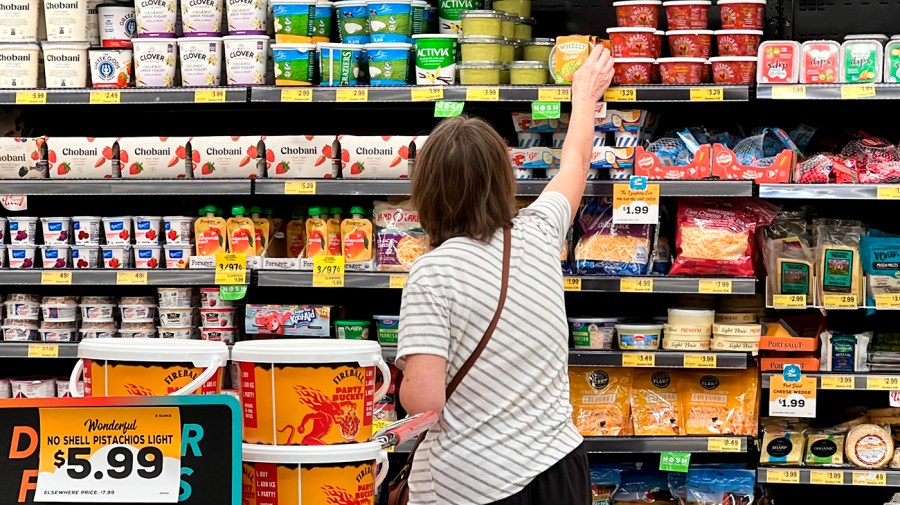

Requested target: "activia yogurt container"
[
  {"left": 0, "top": 0, "right": 39, "bottom": 42},
  {"left": 412, "top": 33, "right": 456, "bottom": 84},
  {"left": 271, "top": 42, "right": 316, "bottom": 85},
  {"left": 181, "top": 0, "right": 223, "bottom": 36},
  {"left": 225, "top": 0, "right": 267, "bottom": 34},
  {"left": 41, "top": 42, "right": 90, "bottom": 88},
  {"left": 0, "top": 43, "right": 40, "bottom": 88},
  {"left": 134, "top": 0, "right": 176, "bottom": 37},
  {"left": 177, "top": 36, "right": 222, "bottom": 86},
  {"left": 132, "top": 37, "right": 177, "bottom": 87},
  {"left": 271, "top": 0, "right": 316, "bottom": 43},
  {"left": 89, "top": 47, "right": 133, "bottom": 87},
  {"left": 334, "top": 0, "right": 369, "bottom": 44},
  {"left": 223, "top": 34, "right": 268, "bottom": 85},
  {"left": 366, "top": 0, "right": 412, "bottom": 43},
  {"left": 366, "top": 42, "right": 410, "bottom": 84},
  {"left": 438, "top": 0, "right": 480, "bottom": 34},
  {"left": 318, "top": 42, "right": 363, "bottom": 85},
  {"left": 44, "top": 0, "right": 87, "bottom": 41},
  {"left": 98, "top": 3, "right": 136, "bottom": 48}
]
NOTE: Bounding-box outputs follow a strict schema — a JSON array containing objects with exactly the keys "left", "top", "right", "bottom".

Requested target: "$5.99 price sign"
[
  {"left": 768, "top": 375, "right": 817, "bottom": 418},
  {"left": 35, "top": 408, "right": 181, "bottom": 503},
  {"left": 612, "top": 178, "right": 660, "bottom": 225}
]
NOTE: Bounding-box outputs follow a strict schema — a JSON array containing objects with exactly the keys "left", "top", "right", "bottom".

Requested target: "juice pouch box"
[
  {"left": 250, "top": 207, "right": 270, "bottom": 255},
  {"left": 327, "top": 207, "right": 342, "bottom": 256},
  {"left": 227, "top": 205, "right": 256, "bottom": 255},
  {"left": 46, "top": 137, "right": 119, "bottom": 179},
  {"left": 338, "top": 135, "right": 414, "bottom": 178},
  {"left": 756, "top": 40, "right": 800, "bottom": 83},
  {"left": 189, "top": 136, "right": 265, "bottom": 178},
  {"left": 195, "top": 205, "right": 227, "bottom": 256},
  {"left": 800, "top": 40, "right": 840, "bottom": 84},
  {"left": 305, "top": 207, "right": 328, "bottom": 258},
  {"left": 551, "top": 35, "right": 596, "bottom": 85},
  {"left": 263, "top": 135, "right": 337, "bottom": 178},
  {"left": 342, "top": 206, "right": 373, "bottom": 262},
  {"left": 266, "top": 208, "right": 287, "bottom": 258},
  {"left": 117, "top": 137, "right": 190, "bottom": 178},
  {"left": 0, "top": 137, "right": 46, "bottom": 179},
  {"left": 842, "top": 39, "right": 883, "bottom": 83},
  {"left": 286, "top": 212, "right": 305, "bottom": 258}
]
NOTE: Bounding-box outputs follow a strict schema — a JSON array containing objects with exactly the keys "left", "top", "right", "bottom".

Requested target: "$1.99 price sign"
[
  {"left": 35, "top": 407, "right": 181, "bottom": 503},
  {"left": 612, "top": 177, "right": 660, "bottom": 225},
  {"left": 768, "top": 375, "right": 817, "bottom": 418}
]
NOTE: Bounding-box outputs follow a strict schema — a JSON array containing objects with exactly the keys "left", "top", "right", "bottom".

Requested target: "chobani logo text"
[
  {"left": 281, "top": 146, "right": 317, "bottom": 155},
  {"left": 62, "top": 148, "right": 98, "bottom": 156},
  {"left": 45, "top": 1, "right": 79, "bottom": 9},
  {"left": 0, "top": 54, "right": 31, "bottom": 62},
  {"left": 356, "top": 147, "right": 393, "bottom": 155},
  {"left": 0, "top": 153, "right": 26, "bottom": 162},
  {"left": 0, "top": 2, "right": 30, "bottom": 10},
  {"left": 206, "top": 147, "right": 241, "bottom": 155},
  {"left": 135, "top": 147, "right": 171, "bottom": 156},
  {"left": 47, "top": 54, "right": 81, "bottom": 62}
]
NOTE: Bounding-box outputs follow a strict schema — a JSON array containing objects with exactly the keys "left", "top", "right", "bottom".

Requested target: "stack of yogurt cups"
[
  {"left": 3, "top": 294, "right": 40, "bottom": 342},
  {"left": 157, "top": 287, "right": 198, "bottom": 339},
  {"left": 118, "top": 295, "right": 158, "bottom": 338},
  {"left": 198, "top": 287, "right": 238, "bottom": 343}
]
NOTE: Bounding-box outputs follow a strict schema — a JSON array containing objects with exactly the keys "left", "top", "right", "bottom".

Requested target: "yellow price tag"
[
  {"left": 771, "top": 85, "right": 807, "bottom": 99},
  {"left": 336, "top": 88, "right": 368, "bottom": 102},
  {"left": 707, "top": 437, "right": 741, "bottom": 452},
  {"left": 28, "top": 344, "right": 59, "bottom": 358},
  {"left": 563, "top": 277, "right": 582, "bottom": 291},
  {"left": 867, "top": 376, "right": 900, "bottom": 390},
  {"left": 90, "top": 90, "right": 121, "bottom": 104},
  {"left": 603, "top": 87, "right": 637, "bottom": 101},
  {"left": 466, "top": 87, "right": 500, "bottom": 101},
  {"left": 820, "top": 375, "right": 855, "bottom": 390},
  {"left": 810, "top": 470, "right": 843, "bottom": 485},
  {"left": 853, "top": 471, "right": 887, "bottom": 486},
  {"left": 823, "top": 294, "right": 858, "bottom": 308},
  {"left": 620, "top": 278, "right": 653, "bottom": 292},
  {"left": 313, "top": 255, "right": 345, "bottom": 287},
  {"left": 411, "top": 87, "right": 444, "bottom": 101},
  {"left": 41, "top": 271, "right": 72, "bottom": 285},
  {"left": 281, "top": 88, "right": 313, "bottom": 102},
  {"left": 766, "top": 469, "right": 800, "bottom": 484},
  {"left": 284, "top": 181, "right": 317, "bottom": 195},
  {"left": 194, "top": 89, "right": 227, "bottom": 102},
  {"left": 389, "top": 275, "right": 407, "bottom": 289},
  {"left": 841, "top": 84, "right": 876, "bottom": 99},
  {"left": 373, "top": 420, "right": 394, "bottom": 452},
  {"left": 538, "top": 87, "right": 571, "bottom": 102},
  {"left": 698, "top": 279, "right": 732, "bottom": 294},
  {"left": 16, "top": 91, "right": 47, "bottom": 104},
  {"left": 612, "top": 182, "right": 660, "bottom": 225},
  {"left": 215, "top": 253, "right": 247, "bottom": 285},
  {"left": 684, "top": 354, "right": 717, "bottom": 368},
  {"left": 876, "top": 293, "right": 900, "bottom": 308},
  {"left": 622, "top": 353, "right": 655, "bottom": 367},
  {"left": 772, "top": 294, "right": 807, "bottom": 308},
  {"left": 116, "top": 271, "right": 148, "bottom": 285},
  {"left": 690, "top": 87, "right": 723, "bottom": 101},
  {"left": 877, "top": 186, "right": 900, "bottom": 200}
]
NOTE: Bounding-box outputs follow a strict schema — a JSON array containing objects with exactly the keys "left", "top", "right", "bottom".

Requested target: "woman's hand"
[{"left": 572, "top": 45, "right": 614, "bottom": 106}]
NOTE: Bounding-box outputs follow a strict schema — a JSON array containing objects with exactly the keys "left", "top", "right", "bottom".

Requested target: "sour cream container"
[{"left": 41, "top": 41, "right": 91, "bottom": 88}]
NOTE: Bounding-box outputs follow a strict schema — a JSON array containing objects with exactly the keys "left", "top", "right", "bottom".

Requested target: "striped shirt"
[{"left": 397, "top": 191, "right": 582, "bottom": 505}]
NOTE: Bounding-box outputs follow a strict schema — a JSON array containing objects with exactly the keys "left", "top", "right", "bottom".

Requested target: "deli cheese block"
[
  {"left": 805, "top": 433, "right": 845, "bottom": 466},
  {"left": 818, "top": 245, "right": 862, "bottom": 302},
  {"left": 846, "top": 424, "right": 893, "bottom": 468}
]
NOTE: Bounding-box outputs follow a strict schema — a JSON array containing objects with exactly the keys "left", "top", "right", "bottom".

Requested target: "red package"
[{"left": 670, "top": 198, "right": 777, "bottom": 277}]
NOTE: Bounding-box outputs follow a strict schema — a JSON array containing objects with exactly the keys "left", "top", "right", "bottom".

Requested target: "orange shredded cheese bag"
[
  {"left": 631, "top": 369, "right": 682, "bottom": 436},
  {"left": 569, "top": 367, "right": 632, "bottom": 436},
  {"left": 678, "top": 371, "right": 749, "bottom": 435}
]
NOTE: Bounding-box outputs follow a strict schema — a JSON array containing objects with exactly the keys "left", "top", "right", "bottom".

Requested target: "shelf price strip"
[
  {"left": 684, "top": 354, "right": 717, "bottom": 368},
  {"left": 766, "top": 469, "right": 800, "bottom": 484},
  {"left": 336, "top": 88, "right": 368, "bottom": 102},
  {"left": 852, "top": 471, "right": 887, "bottom": 486},
  {"left": 284, "top": 181, "right": 317, "bottom": 194},
  {"left": 876, "top": 293, "right": 900, "bottom": 308},
  {"left": 466, "top": 87, "right": 500, "bottom": 101},
  {"left": 411, "top": 87, "right": 444, "bottom": 101},
  {"left": 810, "top": 470, "right": 843, "bottom": 485},
  {"left": 603, "top": 87, "right": 636, "bottom": 101},
  {"left": 194, "top": 89, "right": 227, "bottom": 103},
  {"left": 215, "top": 253, "right": 247, "bottom": 285},
  {"left": 281, "top": 88, "right": 313, "bottom": 102},
  {"left": 562, "top": 277, "right": 582, "bottom": 291},
  {"left": 16, "top": 91, "right": 47, "bottom": 104},
  {"left": 820, "top": 375, "right": 854, "bottom": 390},
  {"left": 116, "top": 271, "right": 148, "bottom": 285},
  {"left": 620, "top": 278, "right": 652, "bottom": 292},
  {"left": 689, "top": 87, "right": 723, "bottom": 101},
  {"left": 313, "top": 255, "right": 345, "bottom": 287},
  {"left": 698, "top": 279, "right": 732, "bottom": 294},
  {"left": 538, "top": 87, "right": 571, "bottom": 102},
  {"left": 877, "top": 185, "right": 900, "bottom": 200},
  {"left": 867, "top": 376, "right": 900, "bottom": 390},
  {"left": 770, "top": 85, "right": 807, "bottom": 99},
  {"left": 772, "top": 294, "right": 807, "bottom": 309},
  {"left": 28, "top": 344, "right": 59, "bottom": 358},
  {"left": 707, "top": 437, "right": 741, "bottom": 452},
  {"left": 90, "top": 91, "right": 121, "bottom": 104},
  {"left": 822, "top": 294, "right": 858, "bottom": 309},
  {"left": 389, "top": 275, "right": 407, "bottom": 289},
  {"left": 841, "top": 84, "right": 876, "bottom": 99},
  {"left": 41, "top": 271, "right": 72, "bottom": 285},
  {"left": 622, "top": 353, "right": 655, "bottom": 367}
]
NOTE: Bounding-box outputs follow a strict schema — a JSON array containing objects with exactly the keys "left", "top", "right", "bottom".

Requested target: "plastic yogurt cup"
[
  {"left": 9, "top": 216, "right": 38, "bottom": 245},
  {"left": 411, "top": 34, "right": 457, "bottom": 84},
  {"left": 163, "top": 216, "right": 193, "bottom": 243},
  {"left": 225, "top": 0, "right": 267, "bottom": 34},
  {"left": 40, "top": 328, "right": 78, "bottom": 342},
  {"left": 199, "top": 308, "right": 235, "bottom": 327},
  {"left": 86, "top": 0, "right": 102, "bottom": 44},
  {"left": 41, "top": 245, "right": 70, "bottom": 269},
  {"left": 89, "top": 48, "right": 133, "bottom": 87},
  {"left": 0, "top": 246, "right": 6, "bottom": 268},
  {"left": 6, "top": 300, "right": 40, "bottom": 318},
  {"left": 0, "top": 0, "right": 39, "bottom": 41},
  {"left": 223, "top": 34, "right": 268, "bottom": 85},
  {"left": 271, "top": 42, "right": 316, "bottom": 85},
  {"left": 158, "top": 287, "right": 193, "bottom": 308},
  {"left": 72, "top": 245, "right": 99, "bottom": 268},
  {"left": 132, "top": 215, "right": 162, "bottom": 244},
  {"left": 40, "top": 217, "right": 71, "bottom": 245},
  {"left": 42, "top": 304, "right": 78, "bottom": 321},
  {"left": 8, "top": 246, "right": 36, "bottom": 268},
  {"left": 101, "top": 245, "right": 131, "bottom": 269},
  {"left": 98, "top": 3, "right": 136, "bottom": 48},
  {"left": 103, "top": 216, "right": 132, "bottom": 244},
  {"left": 73, "top": 216, "right": 101, "bottom": 244},
  {"left": 10, "top": 377, "right": 56, "bottom": 397},
  {"left": 366, "top": 42, "right": 411, "bottom": 85},
  {"left": 81, "top": 303, "right": 115, "bottom": 321},
  {"left": 0, "top": 43, "right": 40, "bottom": 88},
  {"left": 164, "top": 245, "right": 191, "bottom": 268},
  {"left": 318, "top": 42, "right": 363, "bottom": 85},
  {"left": 334, "top": 0, "right": 369, "bottom": 44},
  {"left": 312, "top": 0, "right": 332, "bottom": 42},
  {"left": 134, "top": 0, "right": 176, "bottom": 37},
  {"left": 44, "top": 0, "right": 88, "bottom": 41},
  {"left": 366, "top": 0, "right": 412, "bottom": 43},
  {"left": 200, "top": 327, "right": 235, "bottom": 343},
  {"left": 131, "top": 38, "right": 177, "bottom": 87},
  {"left": 200, "top": 287, "right": 232, "bottom": 308},
  {"left": 159, "top": 308, "right": 194, "bottom": 327},
  {"left": 120, "top": 304, "right": 156, "bottom": 321},
  {"left": 177, "top": 36, "right": 222, "bottom": 86},
  {"left": 158, "top": 326, "right": 194, "bottom": 339},
  {"left": 133, "top": 245, "right": 162, "bottom": 268},
  {"left": 180, "top": 0, "right": 223, "bottom": 36},
  {"left": 41, "top": 42, "right": 91, "bottom": 88},
  {"left": 271, "top": 0, "right": 316, "bottom": 43}
]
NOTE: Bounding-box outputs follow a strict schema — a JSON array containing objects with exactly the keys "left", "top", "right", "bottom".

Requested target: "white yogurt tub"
[
  {"left": 81, "top": 303, "right": 115, "bottom": 321},
  {"left": 89, "top": 47, "right": 132, "bottom": 86},
  {"left": 40, "top": 327, "right": 78, "bottom": 341},
  {"left": 41, "top": 245, "right": 69, "bottom": 269},
  {"left": 132, "top": 38, "right": 177, "bottom": 86},
  {"left": 177, "top": 36, "right": 222, "bottom": 85},
  {"left": 44, "top": 0, "right": 87, "bottom": 41},
  {"left": 10, "top": 376, "right": 56, "bottom": 398},
  {"left": 159, "top": 307, "right": 194, "bottom": 327},
  {"left": 133, "top": 215, "right": 162, "bottom": 243},
  {"left": 0, "top": 246, "right": 6, "bottom": 268},
  {"left": 163, "top": 216, "right": 192, "bottom": 243},
  {"left": 199, "top": 308, "right": 234, "bottom": 327},
  {"left": 40, "top": 216, "right": 71, "bottom": 244},
  {"left": 158, "top": 326, "right": 194, "bottom": 339},
  {"left": 101, "top": 245, "right": 131, "bottom": 269},
  {"left": 56, "top": 378, "right": 84, "bottom": 396},
  {"left": 9, "top": 216, "right": 38, "bottom": 244},
  {"left": 134, "top": 245, "right": 162, "bottom": 268},
  {"left": 41, "top": 41, "right": 90, "bottom": 87},
  {"left": 120, "top": 304, "right": 156, "bottom": 321},
  {"left": 164, "top": 245, "right": 191, "bottom": 268},
  {"left": 225, "top": 0, "right": 266, "bottom": 34},
  {"left": 103, "top": 216, "right": 132, "bottom": 244},
  {"left": 6, "top": 300, "right": 40, "bottom": 319},
  {"left": 181, "top": 0, "right": 223, "bottom": 36},
  {"left": 3, "top": 325, "right": 39, "bottom": 341},
  {"left": 0, "top": 216, "right": 7, "bottom": 243},
  {"left": 223, "top": 34, "right": 268, "bottom": 84},
  {"left": 8, "top": 245, "right": 37, "bottom": 268},
  {"left": 0, "top": 0, "right": 39, "bottom": 41},
  {"left": 119, "top": 328, "right": 157, "bottom": 338},
  {"left": 158, "top": 287, "right": 193, "bottom": 308},
  {"left": 42, "top": 304, "right": 77, "bottom": 321},
  {"left": 73, "top": 216, "right": 101, "bottom": 244},
  {"left": 86, "top": 0, "right": 101, "bottom": 43},
  {"left": 135, "top": 0, "right": 176, "bottom": 36},
  {"left": 0, "top": 378, "right": 10, "bottom": 398},
  {"left": 200, "top": 326, "right": 234, "bottom": 343},
  {"left": 80, "top": 328, "right": 117, "bottom": 338},
  {"left": 98, "top": 3, "right": 136, "bottom": 47},
  {"left": 0, "top": 43, "right": 40, "bottom": 87},
  {"left": 72, "top": 245, "right": 99, "bottom": 268},
  {"left": 616, "top": 323, "right": 663, "bottom": 350},
  {"left": 200, "top": 286, "right": 232, "bottom": 308}
]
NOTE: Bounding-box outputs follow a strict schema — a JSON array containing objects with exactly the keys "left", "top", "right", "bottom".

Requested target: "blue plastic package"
[
  {"left": 861, "top": 234, "right": 900, "bottom": 306},
  {"left": 575, "top": 198, "right": 651, "bottom": 275},
  {"left": 686, "top": 469, "right": 755, "bottom": 505},
  {"left": 590, "top": 467, "right": 622, "bottom": 505},
  {"left": 614, "top": 470, "right": 673, "bottom": 503}
]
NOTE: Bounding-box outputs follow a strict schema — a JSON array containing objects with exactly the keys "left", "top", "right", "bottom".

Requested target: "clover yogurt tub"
[
  {"left": 132, "top": 37, "right": 177, "bottom": 87},
  {"left": 178, "top": 36, "right": 223, "bottom": 86},
  {"left": 223, "top": 34, "right": 268, "bottom": 85}
]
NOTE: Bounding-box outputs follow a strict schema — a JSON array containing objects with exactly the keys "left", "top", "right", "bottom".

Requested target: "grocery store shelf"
[
  {"left": 256, "top": 179, "right": 754, "bottom": 197},
  {"left": 250, "top": 85, "right": 575, "bottom": 103},
  {"left": 604, "top": 85, "right": 751, "bottom": 102},
  {"left": 758, "top": 467, "right": 900, "bottom": 486},
  {"left": 0, "top": 179, "right": 253, "bottom": 195},
  {"left": 392, "top": 436, "right": 752, "bottom": 454},
  {"left": 757, "top": 83, "right": 900, "bottom": 100},
  {"left": 758, "top": 184, "right": 900, "bottom": 200},
  {"left": 0, "top": 342, "right": 78, "bottom": 358},
  {"left": 762, "top": 372, "right": 900, "bottom": 390},
  {"left": 0, "top": 269, "right": 218, "bottom": 285},
  {"left": 568, "top": 350, "right": 752, "bottom": 368},
  {"left": 0, "top": 87, "right": 247, "bottom": 105}
]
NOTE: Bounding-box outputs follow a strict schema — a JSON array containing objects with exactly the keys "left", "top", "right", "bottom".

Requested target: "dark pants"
[{"left": 491, "top": 443, "right": 591, "bottom": 505}]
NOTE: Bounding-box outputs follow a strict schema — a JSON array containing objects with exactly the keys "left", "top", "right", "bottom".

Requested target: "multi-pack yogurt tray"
[
  {"left": 263, "top": 135, "right": 337, "bottom": 178},
  {"left": 117, "top": 137, "right": 191, "bottom": 178},
  {"left": 189, "top": 136, "right": 265, "bottom": 178},
  {"left": 44, "top": 137, "right": 119, "bottom": 179},
  {"left": 0, "top": 137, "right": 47, "bottom": 179},
  {"left": 337, "top": 135, "right": 420, "bottom": 179}
]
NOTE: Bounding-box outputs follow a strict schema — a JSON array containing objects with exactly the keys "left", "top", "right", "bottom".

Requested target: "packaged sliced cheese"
[
  {"left": 569, "top": 367, "right": 632, "bottom": 437},
  {"left": 814, "top": 219, "right": 865, "bottom": 304},
  {"left": 630, "top": 369, "right": 682, "bottom": 436},
  {"left": 846, "top": 424, "right": 893, "bottom": 469},
  {"left": 662, "top": 338, "right": 710, "bottom": 351},
  {"left": 712, "top": 323, "right": 762, "bottom": 337},
  {"left": 805, "top": 432, "right": 846, "bottom": 466}
]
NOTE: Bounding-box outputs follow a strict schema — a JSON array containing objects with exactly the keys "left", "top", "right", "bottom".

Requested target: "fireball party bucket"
[
  {"left": 231, "top": 339, "right": 392, "bottom": 445},
  {"left": 69, "top": 338, "right": 229, "bottom": 397},
  {"left": 242, "top": 442, "right": 388, "bottom": 505}
]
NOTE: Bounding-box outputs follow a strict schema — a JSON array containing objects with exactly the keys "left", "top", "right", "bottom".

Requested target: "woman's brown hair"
[{"left": 412, "top": 115, "right": 517, "bottom": 248}]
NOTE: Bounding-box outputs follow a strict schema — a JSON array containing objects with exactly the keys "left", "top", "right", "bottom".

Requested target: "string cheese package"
[
  {"left": 569, "top": 367, "right": 633, "bottom": 436},
  {"left": 575, "top": 198, "right": 652, "bottom": 275},
  {"left": 630, "top": 369, "right": 682, "bottom": 436}
]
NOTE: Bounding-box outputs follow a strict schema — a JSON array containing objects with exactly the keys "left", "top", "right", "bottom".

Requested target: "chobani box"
[
  {"left": 189, "top": 136, "right": 265, "bottom": 178},
  {"left": 118, "top": 137, "right": 190, "bottom": 178},
  {"left": 244, "top": 304, "right": 335, "bottom": 336},
  {"left": 45, "top": 137, "right": 119, "bottom": 179},
  {"left": 338, "top": 135, "right": 416, "bottom": 179},
  {"left": 262, "top": 135, "right": 337, "bottom": 178},
  {"left": 0, "top": 137, "right": 46, "bottom": 179}
]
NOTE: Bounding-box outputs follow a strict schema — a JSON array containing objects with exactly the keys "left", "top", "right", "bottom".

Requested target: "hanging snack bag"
[
  {"left": 575, "top": 198, "right": 652, "bottom": 275},
  {"left": 569, "top": 367, "right": 633, "bottom": 436},
  {"left": 374, "top": 199, "right": 429, "bottom": 272},
  {"left": 630, "top": 369, "right": 682, "bottom": 436}
]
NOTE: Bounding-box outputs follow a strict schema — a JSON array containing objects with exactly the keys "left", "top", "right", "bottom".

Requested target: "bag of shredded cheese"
[
  {"left": 631, "top": 369, "right": 682, "bottom": 436},
  {"left": 575, "top": 198, "right": 652, "bottom": 275},
  {"left": 569, "top": 367, "right": 632, "bottom": 436},
  {"left": 678, "top": 370, "right": 753, "bottom": 435}
]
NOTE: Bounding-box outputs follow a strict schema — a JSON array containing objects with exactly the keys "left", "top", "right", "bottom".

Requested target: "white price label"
[
  {"left": 612, "top": 178, "right": 660, "bottom": 225},
  {"left": 768, "top": 375, "right": 817, "bottom": 418}
]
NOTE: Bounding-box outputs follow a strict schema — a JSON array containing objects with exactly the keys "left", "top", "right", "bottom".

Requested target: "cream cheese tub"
[
  {"left": 242, "top": 443, "right": 388, "bottom": 505},
  {"left": 181, "top": 0, "right": 223, "bottom": 36},
  {"left": 568, "top": 317, "right": 620, "bottom": 349},
  {"left": 0, "top": 43, "right": 40, "bottom": 88},
  {"left": 232, "top": 339, "right": 391, "bottom": 445},
  {"left": 89, "top": 47, "right": 132, "bottom": 87},
  {"left": 70, "top": 338, "right": 229, "bottom": 396},
  {"left": 223, "top": 34, "right": 268, "bottom": 84},
  {"left": 43, "top": 0, "right": 87, "bottom": 41},
  {"left": 41, "top": 41, "right": 90, "bottom": 87},
  {"left": 0, "top": 0, "right": 39, "bottom": 41},
  {"left": 225, "top": 0, "right": 267, "bottom": 34},
  {"left": 177, "top": 36, "right": 222, "bottom": 86},
  {"left": 135, "top": 0, "right": 176, "bottom": 37},
  {"left": 98, "top": 3, "right": 136, "bottom": 47},
  {"left": 616, "top": 323, "right": 663, "bottom": 349}
]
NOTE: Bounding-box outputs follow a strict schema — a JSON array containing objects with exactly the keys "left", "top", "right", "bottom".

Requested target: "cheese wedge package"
[{"left": 569, "top": 367, "right": 633, "bottom": 436}]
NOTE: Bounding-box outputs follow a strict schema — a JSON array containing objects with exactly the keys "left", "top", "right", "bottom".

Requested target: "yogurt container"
[
  {"left": 177, "top": 36, "right": 222, "bottom": 86},
  {"left": 118, "top": 328, "right": 157, "bottom": 338},
  {"left": 0, "top": 43, "right": 40, "bottom": 87},
  {"left": 164, "top": 245, "right": 192, "bottom": 268},
  {"left": 8, "top": 245, "right": 36, "bottom": 268},
  {"left": 200, "top": 308, "right": 235, "bottom": 327},
  {"left": 11, "top": 376, "right": 56, "bottom": 398},
  {"left": 0, "top": 246, "right": 6, "bottom": 268},
  {"left": 225, "top": 0, "right": 267, "bottom": 34},
  {"left": 159, "top": 308, "right": 194, "bottom": 327},
  {"left": 9, "top": 216, "right": 38, "bottom": 244},
  {"left": 223, "top": 34, "right": 268, "bottom": 85},
  {"left": 41, "top": 245, "right": 69, "bottom": 268},
  {"left": 458, "top": 60, "right": 501, "bottom": 84},
  {"left": 57, "top": 378, "right": 84, "bottom": 396},
  {"left": 334, "top": 0, "right": 369, "bottom": 44},
  {"left": 318, "top": 42, "right": 363, "bottom": 85},
  {"left": 366, "top": 42, "right": 410, "bottom": 85},
  {"left": 134, "top": 0, "right": 176, "bottom": 36},
  {"left": 98, "top": 3, "right": 136, "bottom": 47},
  {"left": 158, "top": 326, "right": 194, "bottom": 339},
  {"left": 373, "top": 314, "right": 398, "bottom": 345},
  {"left": 335, "top": 319, "right": 371, "bottom": 339},
  {"left": 0, "top": 379, "right": 9, "bottom": 398},
  {"left": 73, "top": 216, "right": 101, "bottom": 244},
  {"left": 6, "top": 300, "right": 40, "bottom": 318},
  {"left": 103, "top": 216, "right": 132, "bottom": 244},
  {"left": 158, "top": 287, "right": 193, "bottom": 308},
  {"left": 101, "top": 245, "right": 130, "bottom": 269},
  {"left": 614, "top": 0, "right": 661, "bottom": 28},
  {"left": 86, "top": 0, "right": 101, "bottom": 43},
  {"left": 163, "top": 216, "right": 193, "bottom": 244},
  {"left": 181, "top": 0, "right": 223, "bottom": 36},
  {"left": 312, "top": 0, "right": 331, "bottom": 42},
  {"left": 80, "top": 328, "right": 117, "bottom": 338},
  {"left": 40, "top": 217, "right": 70, "bottom": 245},
  {"left": 366, "top": 0, "right": 412, "bottom": 43},
  {"left": 81, "top": 303, "right": 115, "bottom": 321},
  {"left": 200, "top": 326, "right": 235, "bottom": 343},
  {"left": 616, "top": 323, "right": 663, "bottom": 350},
  {"left": 132, "top": 37, "right": 177, "bottom": 87},
  {"left": 411, "top": 34, "right": 456, "bottom": 85},
  {"left": 132, "top": 215, "right": 161, "bottom": 244},
  {"left": 271, "top": 0, "right": 316, "bottom": 43},
  {"left": 72, "top": 246, "right": 99, "bottom": 269},
  {"left": 4, "top": 325, "right": 39, "bottom": 341},
  {"left": 44, "top": 0, "right": 87, "bottom": 41},
  {"left": 460, "top": 10, "right": 502, "bottom": 37},
  {"left": 568, "top": 317, "right": 620, "bottom": 349},
  {"left": 120, "top": 304, "right": 156, "bottom": 321},
  {"left": 271, "top": 42, "right": 316, "bottom": 85},
  {"left": 41, "top": 41, "right": 90, "bottom": 87},
  {"left": 200, "top": 287, "right": 232, "bottom": 308},
  {"left": 0, "top": 216, "right": 6, "bottom": 242},
  {"left": 0, "top": 0, "right": 39, "bottom": 41},
  {"left": 89, "top": 47, "right": 133, "bottom": 87},
  {"left": 437, "top": 0, "right": 481, "bottom": 34},
  {"left": 42, "top": 304, "right": 78, "bottom": 320},
  {"left": 133, "top": 245, "right": 162, "bottom": 268}
]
